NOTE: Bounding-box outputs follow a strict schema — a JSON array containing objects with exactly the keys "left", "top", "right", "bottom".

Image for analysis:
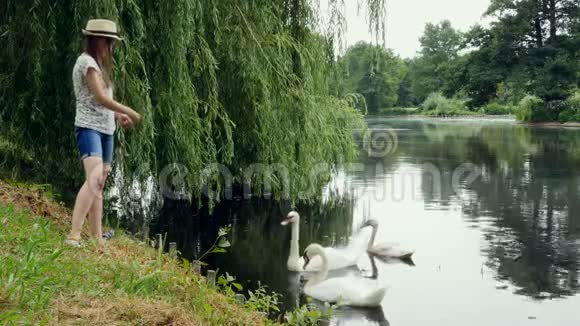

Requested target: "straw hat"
[{"left": 82, "top": 19, "right": 122, "bottom": 41}]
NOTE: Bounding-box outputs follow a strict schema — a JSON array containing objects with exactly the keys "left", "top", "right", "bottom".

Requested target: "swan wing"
[
  {"left": 346, "top": 228, "right": 373, "bottom": 252},
  {"left": 324, "top": 247, "right": 358, "bottom": 269},
  {"left": 303, "top": 247, "right": 358, "bottom": 271},
  {"left": 372, "top": 242, "right": 399, "bottom": 251},
  {"left": 305, "top": 276, "right": 387, "bottom": 307},
  {"left": 301, "top": 229, "right": 371, "bottom": 272},
  {"left": 370, "top": 243, "right": 414, "bottom": 259}
]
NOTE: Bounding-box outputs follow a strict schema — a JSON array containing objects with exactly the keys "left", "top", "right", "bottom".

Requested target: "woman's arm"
[{"left": 86, "top": 68, "right": 141, "bottom": 123}]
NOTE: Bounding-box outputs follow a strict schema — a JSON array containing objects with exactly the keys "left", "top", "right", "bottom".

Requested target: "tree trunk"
[
  {"left": 548, "top": 0, "right": 557, "bottom": 42},
  {"left": 534, "top": 0, "right": 544, "bottom": 48},
  {"left": 534, "top": 17, "right": 544, "bottom": 48}
]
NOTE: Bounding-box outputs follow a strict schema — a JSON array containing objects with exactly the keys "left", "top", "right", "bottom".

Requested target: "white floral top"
[{"left": 72, "top": 53, "right": 115, "bottom": 135}]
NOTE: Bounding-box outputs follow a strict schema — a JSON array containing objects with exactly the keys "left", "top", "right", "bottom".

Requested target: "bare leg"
[
  {"left": 68, "top": 157, "right": 104, "bottom": 241},
  {"left": 88, "top": 193, "right": 103, "bottom": 239},
  {"left": 88, "top": 165, "right": 110, "bottom": 239}
]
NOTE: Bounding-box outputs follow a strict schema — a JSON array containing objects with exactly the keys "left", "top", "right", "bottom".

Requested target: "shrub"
[
  {"left": 516, "top": 95, "right": 545, "bottom": 122},
  {"left": 558, "top": 91, "right": 580, "bottom": 122},
  {"left": 285, "top": 301, "right": 334, "bottom": 326},
  {"left": 479, "top": 102, "right": 516, "bottom": 115},
  {"left": 496, "top": 81, "right": 527, "bottom": 105},
  {"left": 420, "top": 92, "right": 470, "bottom": 116},
  {"left": 421, "top": 92, "right": 448, "bottom": 111}
]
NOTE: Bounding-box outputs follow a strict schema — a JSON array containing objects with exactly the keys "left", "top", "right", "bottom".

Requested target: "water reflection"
[
  {"left": 329, "top": 307, "right": 389, "bottom": 326},
  {"left": 355, "top": 118, "right": 580, "bottom": 301},
  {"left": 154, "top": 117, "right": 580, "bottom": 324},
  {"left": 352, "top": 119, "right": 580, "bottom": 324}
]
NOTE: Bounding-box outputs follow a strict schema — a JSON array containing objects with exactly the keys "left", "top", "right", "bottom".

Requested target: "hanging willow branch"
[{"left": 0, "top": 0, "right": 384, "bottom": 220}]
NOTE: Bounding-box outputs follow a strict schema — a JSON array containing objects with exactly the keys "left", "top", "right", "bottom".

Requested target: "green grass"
[
  {"left": 0, "top": 181, "right": 334, "bottom": 325},
  {"left": 0, "top": 189, "right": 269, "bottom": 325}
]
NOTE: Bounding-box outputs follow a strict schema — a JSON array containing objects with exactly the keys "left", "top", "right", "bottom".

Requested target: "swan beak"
[
  {"left": 302, "top": 255, "right": 311, "bottom": 270},
  {"left": 360, "top": 222, "right": 370, "bottom": 230},
  {"left": 281, "top": 219, "right": 291, "bottom": 226}
]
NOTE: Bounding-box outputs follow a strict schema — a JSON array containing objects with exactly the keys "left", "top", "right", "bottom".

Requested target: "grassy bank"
[
  {"left": 377, "top": 93, "right": 514, "bottom": 118},
  {"left": 377, "top": 107, "right": 479, "bottom": 117},
  {"left": 0, "top": 181, "right": 270, "bottom": 325},
  {"left": 376, "top": 108, "right": 502, "bottom": 118},
  {"left": 373, "top": 92, "right": 579, "bottom": 119}
]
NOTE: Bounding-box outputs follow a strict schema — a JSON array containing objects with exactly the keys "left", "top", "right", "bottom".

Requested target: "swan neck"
[
  {"left": 289, "top": 220, "right": 300, "bottom": 260},
  {"left": 368, "top": 225, "right": 377, "bottom": 249},
  {"left": 307, "top": 250, "right": 328, "bottom": 286}
]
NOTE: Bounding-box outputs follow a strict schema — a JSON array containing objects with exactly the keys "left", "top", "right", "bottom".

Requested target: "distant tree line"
[{"left": 332, "top": 0, "right": 579, "bottom": 121}]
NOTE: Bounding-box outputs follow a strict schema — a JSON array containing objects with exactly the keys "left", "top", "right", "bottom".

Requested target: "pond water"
[{"left": 153, "top": 117, "right": 580, "bottom": 325}]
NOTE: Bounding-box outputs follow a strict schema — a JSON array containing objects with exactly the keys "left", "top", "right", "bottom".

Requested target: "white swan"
[
  {"left": 281, "top": 211, "right": 363, "bottom": 272},
  {"left": 302, "top": 243, "right": 387, "bottom": 307},
  {"left": 361, "top": 219, "right": 414, "bottom": 260}
]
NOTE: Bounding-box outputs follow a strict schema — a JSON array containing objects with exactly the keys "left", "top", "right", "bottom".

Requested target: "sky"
[{"left": 341, "top": 0, "right": 491, "bottom": 58}]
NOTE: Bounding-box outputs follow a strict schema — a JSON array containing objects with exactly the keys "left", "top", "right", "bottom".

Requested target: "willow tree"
[{"left": 0, "top": 0, "right": 387, "bottom": 220}]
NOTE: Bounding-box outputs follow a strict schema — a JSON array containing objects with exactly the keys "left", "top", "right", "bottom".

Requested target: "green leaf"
[
  {"left": 218, "top": 228, "right": 228, "bottom": 237},
  {"left": 49, "top": 249, "right": 63, "bottom": 261},
  {"left": 232, "top": 282, "right": 243, "bottom": 291},
  {"left": 306, "top": 310, "right": 322, "bottom": 319},
  {"left": 0, "top": 310, "right": 22, "bottom": 323},
  {"left": 203, "top": 303, "right": 213, "bottom": 314},
  {"left": 217, "top": 238, "right": 231, "bottom": 248},
  {"left": 210, "top": 247, "right": 227, "bottom": 254}
]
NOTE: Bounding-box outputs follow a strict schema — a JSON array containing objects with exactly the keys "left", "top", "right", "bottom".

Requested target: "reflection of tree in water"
[
  {"left": 405, "top": 120, "right": 580, "bottom": 298},
  {"left": 463, "top": 135, "right": 580, "bottom": 298}
]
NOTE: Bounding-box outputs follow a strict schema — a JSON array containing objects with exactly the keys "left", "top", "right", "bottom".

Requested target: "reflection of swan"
[
  {"left": 287, "top": 272, "right": 301, "bottom": 309},
  {"left": 366, "top": 253, "right": 379, "bottom": 280},
  {"left": 368, "top": 248, "right": 416, "bottom": 268},
  {"left": 302, "top": 244, "right": 387, "bottom": 307},
  {"left": 330, "top": 306, "right": 390, "bottom": 326},
  {"left": 361, "top": 220, "right": 414, "bottom": 260},
  {"left": 282, "top": 211, "right": 362, "bottom": 272},
  {"left": 373, "top": 254, "right": 415, "bottom": 267}
]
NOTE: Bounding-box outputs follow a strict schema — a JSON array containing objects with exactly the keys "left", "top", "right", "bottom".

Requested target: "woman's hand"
[
  {"left": 115, "top": 112, "right": 134, "bottom": 128},
  {"left": 126, "top": 109, "right": 142, "bottom": 124}
]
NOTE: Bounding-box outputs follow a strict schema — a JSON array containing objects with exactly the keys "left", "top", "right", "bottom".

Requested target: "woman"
[{"left": 66, "top": 19, "right": 141, "bottom": 247}]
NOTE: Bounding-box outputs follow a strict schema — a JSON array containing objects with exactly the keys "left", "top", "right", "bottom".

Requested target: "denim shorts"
[{"left": 75, "top": 127, "right": 114, "bottom": 164}]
